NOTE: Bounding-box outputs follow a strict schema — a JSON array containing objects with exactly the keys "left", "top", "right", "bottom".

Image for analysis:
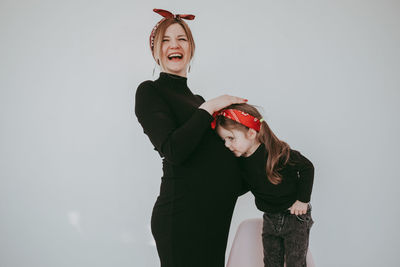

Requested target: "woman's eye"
[
  {"left": 162, "top": 39, "right": 169, "bottom": 42},
  {"left": 179, "top": 38, "right": 187, "bottom": 41}
]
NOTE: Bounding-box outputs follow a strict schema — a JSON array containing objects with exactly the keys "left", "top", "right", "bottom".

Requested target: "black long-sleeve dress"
[{"left": 135, "top": 72, "right": 245, "bottom": 267}]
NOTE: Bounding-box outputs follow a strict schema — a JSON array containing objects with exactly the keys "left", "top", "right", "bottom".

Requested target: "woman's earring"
[
  {"left": 153, "top": 59, "right": 160, "bottom": 76},
  {"left": 188, "top": 64, "right": 191, "bottom": 73}
]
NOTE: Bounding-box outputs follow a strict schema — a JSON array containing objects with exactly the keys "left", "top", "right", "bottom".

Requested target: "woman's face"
[{"left": 159, "top": 23, "right": 191, "bottom": 77}]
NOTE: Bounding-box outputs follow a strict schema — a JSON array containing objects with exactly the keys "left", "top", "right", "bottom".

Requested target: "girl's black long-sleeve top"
[{"left": 240, "top": 144, "right": 314, "bottom": 213}]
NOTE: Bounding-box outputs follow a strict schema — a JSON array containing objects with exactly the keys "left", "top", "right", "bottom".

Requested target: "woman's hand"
[
  {"left": 199, "top": 95, "right": 248, "bottom": 115},
  {"left": 289, "top": 200, "right": 308, "bottom": 215}
]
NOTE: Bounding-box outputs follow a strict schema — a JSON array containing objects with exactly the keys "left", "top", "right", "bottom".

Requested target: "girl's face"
[
  {"left": 159, "top": 23, "right": 191, "bottom": 77},
  {"left": 216, "top": 126, "right": 259, "bottom": 157}
]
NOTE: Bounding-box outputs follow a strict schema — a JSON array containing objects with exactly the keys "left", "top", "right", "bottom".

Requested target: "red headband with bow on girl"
[{"left": 211, "top": 109, "right": 263, "bottom": 132}]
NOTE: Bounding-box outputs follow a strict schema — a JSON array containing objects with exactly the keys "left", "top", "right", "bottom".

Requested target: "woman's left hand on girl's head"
[
  {"left": 289, "top": 200, "right": 308, "bottom": 215},
  {"left": 198, "top": 95, "right": 248, "bottom": 115}
]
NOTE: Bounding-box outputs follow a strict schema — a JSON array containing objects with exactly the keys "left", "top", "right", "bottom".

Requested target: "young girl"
[{"left": 212, "top": 103, "right": 314, "bottom": 267}]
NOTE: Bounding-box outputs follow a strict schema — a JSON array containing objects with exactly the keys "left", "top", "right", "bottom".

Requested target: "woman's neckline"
[
  {"left": 160, "top": 72, "right": 187, "bottom": 80},
  {"left": 158, "top": 72, "right": 188, "bottom": 87}
]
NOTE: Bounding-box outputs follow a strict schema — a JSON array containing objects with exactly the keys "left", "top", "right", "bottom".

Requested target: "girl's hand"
[
  {"left": 289, "top": 200, "right": 308, "bottom": 215},
  {"left": 199, "top": 95, "right": 247, "bottom": 115}
]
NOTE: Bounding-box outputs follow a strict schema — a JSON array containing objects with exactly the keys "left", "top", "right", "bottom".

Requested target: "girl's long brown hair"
[{"left": 215, "top": 104, "right": 290, "bottom": 185}]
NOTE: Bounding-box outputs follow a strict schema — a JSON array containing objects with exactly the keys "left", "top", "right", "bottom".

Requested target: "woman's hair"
[
  {"left": 215, "top": 103, "right": 291, "bottom": 185},
  {"left": 152, "top": 18, "right": 195, "bottom": 65}
]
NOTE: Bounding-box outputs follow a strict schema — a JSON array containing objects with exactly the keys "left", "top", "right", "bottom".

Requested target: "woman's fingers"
[
  {"left": 234, "top": 98, "right": 248, "bottom": 104},
  {"left": 199, "top": 95, "right": 248, "bottom": 115},
  {"left": 228, "top": 95, "right": 247, "bottom": 104},
  {"left": 216, "top": 95, "right": 247, "bottom": 110}
]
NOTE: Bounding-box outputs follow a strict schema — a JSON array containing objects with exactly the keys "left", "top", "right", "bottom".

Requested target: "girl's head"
[
  {"left": 214, "top": 104, "right": 263, "bottom": 158},
  {"left": 214, "top": 103, "right": 290, "bottom": 185},
  {"left": 150, "top": 10, "right": 195, "bottom": 77}
]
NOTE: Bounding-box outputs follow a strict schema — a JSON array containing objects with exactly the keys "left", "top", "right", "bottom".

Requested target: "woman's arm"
[{"left": 135, "top": 81, "right": 213, "bottom": 165}]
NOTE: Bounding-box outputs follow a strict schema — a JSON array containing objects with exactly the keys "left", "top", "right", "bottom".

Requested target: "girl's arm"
[
  {"left": 135, "top": 81, "right": 213, "bottom": 165},
  {"left": 295, "top": 151, "right": 314, "bottom": 204},
  {"left": 289, "top": 151, "right": 315, "bottom": 215}
]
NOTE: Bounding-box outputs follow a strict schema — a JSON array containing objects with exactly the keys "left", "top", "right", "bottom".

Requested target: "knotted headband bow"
[
  {"left": 211, "top": 109, "right": 264, "bottom": 132},
  {"left": 149, "top": 8, "right": 195, "bottom": 52}
]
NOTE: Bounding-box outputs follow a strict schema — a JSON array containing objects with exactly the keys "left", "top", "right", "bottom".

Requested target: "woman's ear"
[{"left": 246, "top": 128, "right": 258, "bottom": 140}]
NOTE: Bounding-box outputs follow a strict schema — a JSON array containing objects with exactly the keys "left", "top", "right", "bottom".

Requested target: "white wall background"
[{"left": 1, "top": 0, "right": 399, "bottom": 266}]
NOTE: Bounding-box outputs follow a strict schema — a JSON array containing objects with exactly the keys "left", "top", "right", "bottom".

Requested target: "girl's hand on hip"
[
  {"left": 289, "top": 200, "right": 308, "bottom": 215},
  {"left": 199, "top": 95, "right": 248, "bottom": 115}
]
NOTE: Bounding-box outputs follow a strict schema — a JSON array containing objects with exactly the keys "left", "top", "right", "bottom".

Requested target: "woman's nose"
[{"left": 170, "top": 38, "right": 179, "bottom": 48}]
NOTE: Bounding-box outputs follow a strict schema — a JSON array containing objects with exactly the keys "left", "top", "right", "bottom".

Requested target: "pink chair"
[{"left": 227, "top": 218, "right": 315, "bottom": 267}]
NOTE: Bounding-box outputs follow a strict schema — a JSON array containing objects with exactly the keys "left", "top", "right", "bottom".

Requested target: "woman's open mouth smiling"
[{"left": 168, "top": 53, "right": 183, "bottom": 61}]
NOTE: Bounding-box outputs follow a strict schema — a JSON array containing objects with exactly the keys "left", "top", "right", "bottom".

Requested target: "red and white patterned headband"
[
  {"left": 211, "top": 109, "right": 264, "bottom": 132},
  {"left": 149, "top": 8, "right": 195, "bottom": 53}
]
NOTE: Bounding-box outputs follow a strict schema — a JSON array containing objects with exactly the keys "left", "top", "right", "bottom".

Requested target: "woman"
[{"left": 135, "top": 9, "right": 248, "bottom": 267}]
